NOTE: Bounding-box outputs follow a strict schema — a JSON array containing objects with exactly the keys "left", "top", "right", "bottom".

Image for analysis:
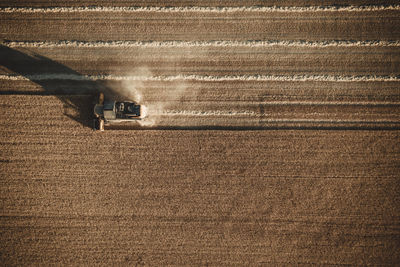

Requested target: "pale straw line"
[
  {"left": 1, "top": 5, "right": 400, "bottom": 13},
  {"left": 3, "top": 40, "right": 400, "bottom": 48},
  {"left": 1, "top": 74, "right": 399, "bottom": 82}
]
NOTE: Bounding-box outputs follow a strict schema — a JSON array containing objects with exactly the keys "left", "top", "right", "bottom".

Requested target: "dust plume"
[{"left": 110, "top": 67, "right": 190, "bottom": 127}]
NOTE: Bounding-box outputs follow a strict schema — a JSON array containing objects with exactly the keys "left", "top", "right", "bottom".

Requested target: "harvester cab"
[{"left": 94, "top": 92, "right": 143, "bottom": 131}]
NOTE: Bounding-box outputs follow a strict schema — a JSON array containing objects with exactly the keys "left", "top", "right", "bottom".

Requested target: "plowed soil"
[{"left": 1, "top": 1, "right": 399, "bottom": 265}]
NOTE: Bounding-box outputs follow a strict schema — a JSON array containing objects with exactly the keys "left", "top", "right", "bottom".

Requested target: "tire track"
[{"left": 1, "top": 95, "right": 398, "bottom": 129}]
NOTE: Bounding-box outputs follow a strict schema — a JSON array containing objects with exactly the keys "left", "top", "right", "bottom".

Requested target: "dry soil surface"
[{"left": 1, "top": 1, "right": 399, "bottom": 265}]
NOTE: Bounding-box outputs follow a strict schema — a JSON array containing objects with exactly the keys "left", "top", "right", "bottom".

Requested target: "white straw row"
[
  {"left": 1, "top": 74, "right": 399, "bottom": 82},
  {"left": 1, "top": 5, "right": 400, "bottom": 13},
  {"left": 4, "top": 40, "right": 400, "bottom": 48}
]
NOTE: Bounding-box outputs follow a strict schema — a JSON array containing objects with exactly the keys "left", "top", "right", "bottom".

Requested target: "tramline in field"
[{"left": 94, "top": 92, "right": 144, "bottom": 131}]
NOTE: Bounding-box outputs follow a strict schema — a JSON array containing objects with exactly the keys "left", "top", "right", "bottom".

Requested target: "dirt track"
[{"left": 1, "top": 1, "right": 400, "bottom": 265}]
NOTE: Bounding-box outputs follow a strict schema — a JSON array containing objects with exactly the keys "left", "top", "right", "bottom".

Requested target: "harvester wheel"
[{"left": 99, "top": 118, "right": 104, "bottom": 131}]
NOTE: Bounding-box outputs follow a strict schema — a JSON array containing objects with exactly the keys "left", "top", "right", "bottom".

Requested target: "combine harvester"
[{"left": 94, "top": 92, "right": 145, "bottom": 131}]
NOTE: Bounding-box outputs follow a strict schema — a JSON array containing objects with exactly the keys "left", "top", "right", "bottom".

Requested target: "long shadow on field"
[
  {"left": 0, "top": 45, "right": 120, "bottom": 129},
  {"left": 2, "top": 46, "right": 400, "bottom": 131}
]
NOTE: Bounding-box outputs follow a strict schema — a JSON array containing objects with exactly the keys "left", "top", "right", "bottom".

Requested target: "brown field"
[{"left": 1, "top": 1, "right": 400, "bottom": 265}]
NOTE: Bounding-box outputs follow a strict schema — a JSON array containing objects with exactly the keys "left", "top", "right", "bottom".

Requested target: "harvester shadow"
[{"left": 0, "top": 45, "right": 121, "bottom": 129}]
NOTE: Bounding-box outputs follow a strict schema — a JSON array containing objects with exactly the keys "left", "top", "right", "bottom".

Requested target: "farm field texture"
[{"left": 1, "top": 1, "right": 400, "bottom": 265}]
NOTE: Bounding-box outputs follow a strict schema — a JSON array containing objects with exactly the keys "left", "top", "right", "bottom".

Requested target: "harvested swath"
[
  {"left": 2, "top": 80, "right": 399, "bottom": 105},
  {"left": 2, "top": 10, "right": 399, "bottom": 41},
  {"left": 2, "top": 45, "right": 399, "bottom": 77},
  {"left": 1, "top": 95, "right": 399, "bottom": 130},
  {"left": 1, "top": 94, "right": 400, "bottom": 265}
]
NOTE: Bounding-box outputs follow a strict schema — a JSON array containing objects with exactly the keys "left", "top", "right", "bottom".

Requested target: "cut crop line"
[
  {"left": 1, "top": 5, "right": 400, "bottom": 13},
  {"left": 259, "top": 119, "right": 400, "bottom": 124},
  {"left": 148, "top": 111, "right": 400, "bottom": 124},
  {"left": 145, "top": 100, "right": 400, "bottom": 106},
  {"left": 4, "top": 40, "right": 400, "bottom": 48},
  {"left": 156, "top": 110, "right": 400, "bottom": 117},
  {"left": 1, "top": 74, "right": 399, "bottom": 82},
  {"left": 159, "top": 110, "right": 257, "bottom": 116},
  {"left": 200, "top": 101, "right": 400, "bottom": 106}
]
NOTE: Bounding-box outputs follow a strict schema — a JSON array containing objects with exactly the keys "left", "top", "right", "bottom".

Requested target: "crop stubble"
[{"left": 1, "top": 1, "right": 400, "bottom": 265}]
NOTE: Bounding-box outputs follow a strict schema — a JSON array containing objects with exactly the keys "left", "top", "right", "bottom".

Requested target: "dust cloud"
[
  {"left": 103, "top": 45, "right": 210, "bottom": 127},
  {"left": 111, "top": 66, "right": 190, "bottom": 127}
]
